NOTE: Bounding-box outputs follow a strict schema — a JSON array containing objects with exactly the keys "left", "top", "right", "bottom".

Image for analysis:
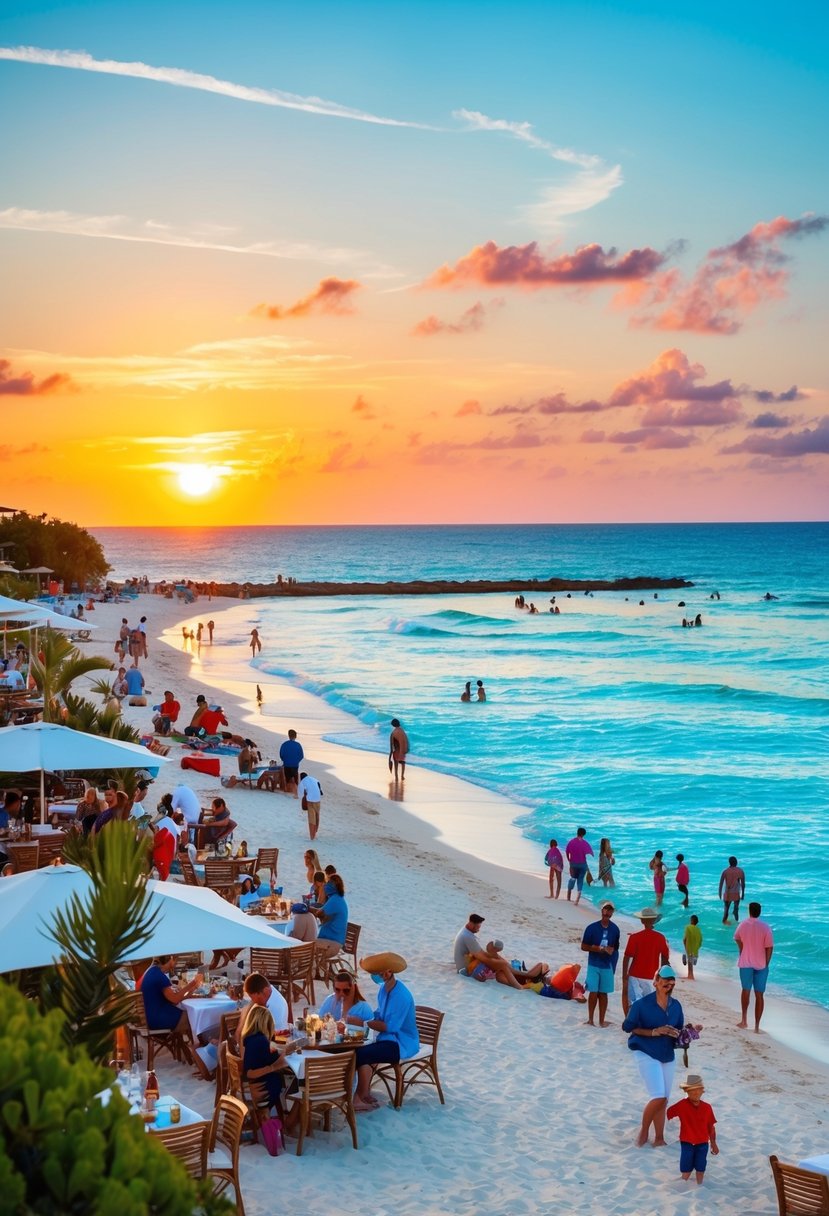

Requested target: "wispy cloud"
[
  {"left": 0, "top": 45, "right": 432, "bottom": 128},
  {"left": 2, "top": 336, "right": 348, "bottom": 393},
  {"left": 454, "top": 109, "right": 622, "bottom": 225},
  {"left": 251, "top": 277, "right": 362, "bottom": 320},
  {"left": 426, "top": 239, "right": 666, "bottom": 290},
  {"left": 0, "top": 206, "right": 368, "bottom": 266},
  {"left": 0, "top": 356, "right": 75, "bottom": 395}
]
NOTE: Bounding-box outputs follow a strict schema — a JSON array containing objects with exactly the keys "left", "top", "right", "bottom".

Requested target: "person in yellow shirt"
[{"left": 682, "top": 915, "right": 703, "bottom": 980}]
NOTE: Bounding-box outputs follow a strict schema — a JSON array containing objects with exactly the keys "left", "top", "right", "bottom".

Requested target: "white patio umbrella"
[
  {"left": 0, "top": 865, "right": 300, "bottom": 973},
  {"left": 0, "top": 722, "right": 169, "bottom": 823}
]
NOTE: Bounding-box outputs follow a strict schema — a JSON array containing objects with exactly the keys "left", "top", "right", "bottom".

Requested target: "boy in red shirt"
[{"left": 667, "top": 1073, "right": 719, "bottom": 1184}]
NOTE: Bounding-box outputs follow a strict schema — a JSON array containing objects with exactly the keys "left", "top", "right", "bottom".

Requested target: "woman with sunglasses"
[{"left": 319, "top": 972, "right": 374, "bottom": 1028}]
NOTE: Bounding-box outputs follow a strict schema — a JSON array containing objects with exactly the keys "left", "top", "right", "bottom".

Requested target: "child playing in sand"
[
  {"left": 545, "top": 839, "right": 563, "bottom": 898},
  {"left": 667, "top": 1073, "right": 718, "bottom": 1184},
  {"left": 682, "top": 915, "right": 702, "bottom": 980}
]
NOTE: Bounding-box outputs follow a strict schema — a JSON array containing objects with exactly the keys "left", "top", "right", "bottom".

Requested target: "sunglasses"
[{"left": 334, "top": 985, "right": 351, "bottom": 993}]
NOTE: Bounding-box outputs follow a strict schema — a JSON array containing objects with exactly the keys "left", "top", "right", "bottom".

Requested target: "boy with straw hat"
[{"left": 667, "top": 1073, "right": 719, "bottom": 1184}]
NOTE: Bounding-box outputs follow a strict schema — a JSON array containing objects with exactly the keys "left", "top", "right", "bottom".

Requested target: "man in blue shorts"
[
  {"left": 581, "top": 900, "right": 620, "bottom": 1027},
  {"left": 279, "top": 729, "right": 304, "bottom": 796},
  {"left": 734, "top": 901, "right": 774, "bottom": 1033}
]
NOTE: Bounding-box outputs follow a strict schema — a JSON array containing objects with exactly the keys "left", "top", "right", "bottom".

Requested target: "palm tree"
[{"left": 28, "top": 630, "right": 113, "bottom": 723}]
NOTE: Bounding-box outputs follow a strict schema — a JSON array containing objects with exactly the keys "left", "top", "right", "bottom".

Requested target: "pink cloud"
[
  {"left": 251, "top": 276, "right": 361, "bottom": 320},
  {"left": 426, "top": 239, "right": 666, "bottom": 290},
  {"left": 609, "top": 348, "right": 738, "bottom": 408},
  {"left": 608, "top": 427, "right": 698, "bottom": 450},
  {"left": 455, "top": 399, "right": 482, "bottom": 417},
  {"left": 412, "top": 299, "right": 503, "bottom": 337},
  {"left": 0, "top": 358, "right": 75, "bottom": 395},
  {"left": 629, "top": 214, "right": 828, "bottom": 334},
  {"left": 351, "top": 394, "right": 375, "bottom": 420},
  {"left": 640, "top": 400, "right": 743, "bottom": 427},
  {"left": 320, "top": 442, "right": 371, "bottom": 472}
]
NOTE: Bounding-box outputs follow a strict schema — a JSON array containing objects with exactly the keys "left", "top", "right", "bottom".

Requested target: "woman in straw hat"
[{"left": 352, "top": 952, "right": 419, "bottom": 1112}]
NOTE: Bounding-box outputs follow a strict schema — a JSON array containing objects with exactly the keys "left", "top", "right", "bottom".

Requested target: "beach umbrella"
[
  {"left": 0, "top": 593, "right": 51, "bottom": 621},
  {"left": 0, "top": 865, "right": 301, "bottom": 974},
  {"left": 0, "top": 722, "right": 169, "bottom": 823}
]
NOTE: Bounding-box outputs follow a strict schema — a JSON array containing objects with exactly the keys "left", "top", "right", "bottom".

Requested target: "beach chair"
[
  {"left": 207, "top": 1094, "right": 247, "bottom": 1215},
  {"left": 249, "top": 943, "right": 315, "bottom": 1023},
  {"left": 283, "top": 1053, "right": 358, "bottom": 1156},
  {"left": 151, "top": 1121, "right": 208, "bottom": 1180},
  {"left": 372, "top": 1005, "right": 446, "bottom": 1110},
  {"left": 769, "top": 1155, "right": 829, "bottom": 1214},
  {"left": 254, "top": 847, "right": 279, "bottom": 882}
]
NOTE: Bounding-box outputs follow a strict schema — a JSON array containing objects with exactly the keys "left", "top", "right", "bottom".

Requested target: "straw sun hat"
[
  {"left": 679, "top": 1073, "right": 705, "bottom": 1091},
  {"left": 634, "top": 907, "right": 663, "bottom": 922},
  {"left": 359, "top": 952, "right": 407, "bottom": 974}
]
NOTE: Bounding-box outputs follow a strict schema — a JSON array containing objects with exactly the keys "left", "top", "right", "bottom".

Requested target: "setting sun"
[{"left": 177, "top": 464, "right": 219, "bottom": 497}]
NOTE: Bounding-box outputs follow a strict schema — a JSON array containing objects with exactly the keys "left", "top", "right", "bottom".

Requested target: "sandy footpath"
[{"left": 81, "top": 594, "right": 829, "bottom": 1216}]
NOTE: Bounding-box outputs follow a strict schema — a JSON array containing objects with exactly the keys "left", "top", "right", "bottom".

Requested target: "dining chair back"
[
  {"left": 207, "top": 1093, "right": 247, "bottom": 1215},
  {"left": 152, "top": 1121, "right": 209, "bottom": 1179},
  {"left": 372, "top": 1005, "right": 446, "bottom": 1109},
  {"left": 769, "top": 1155, "right": 829, "bottom": 1215},
  {"left": 9, "top": 843, "right": 39, "bottom": 872},
  {"left": 286, "top": 1053, "right": 357, "bottom": 1156},
  {"left": 249, "top": 943, "right": 315, "bottom": 1022},
  {"left": 179, "top": 854, "right": 201, "bottom": 886},
  {"left": 204, "top": 860, "right": 237, "bottom": 902},
  {"left": 254, "top": 847, "right": 279, "bottom": 881}
]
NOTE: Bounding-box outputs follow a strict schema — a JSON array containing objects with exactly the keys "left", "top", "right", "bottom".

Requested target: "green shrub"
[{"left": 0, "top": 982, "right": 231, "bottom": 1214}]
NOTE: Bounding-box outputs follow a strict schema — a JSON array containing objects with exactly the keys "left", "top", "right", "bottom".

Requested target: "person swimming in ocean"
[
  {"left": 460, "top": 681, "right": 472, "bottom": 702},
  {"left": 476, "top": 680, "right": 486, "bottom": 702},
  {"left": 763, "top": 592, "right": 778, "bottom": 601}
]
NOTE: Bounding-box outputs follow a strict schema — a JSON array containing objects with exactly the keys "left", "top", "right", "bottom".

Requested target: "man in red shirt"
[
  {"left": 152, "top": 690, "right": 181, "bottom": 736},
  {"left": 622, "top": 907, "right": 670, "bottom": 1014}
]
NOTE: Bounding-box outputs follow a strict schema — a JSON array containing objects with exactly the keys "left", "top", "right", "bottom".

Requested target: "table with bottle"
[
  {"left": 105, "top": 1064, "right": 207, "bottom": 1132},
  {"left": 178, "top": 972, "right": 240, "bottom": 1038},
  {"left": 280, "top": 1009, "right": 373, "bottom": 1080}
]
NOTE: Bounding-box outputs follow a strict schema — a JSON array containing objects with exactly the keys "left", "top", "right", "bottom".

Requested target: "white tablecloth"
[
  {"left": 799, "top": 1154, "right": 829, "bottom": 1177},
  {"left": 181, "top": 994, "right": 238, "bottom": 1038},
  {"left": 283, "top": 1048, "right": 332, "bottom": 1082},
  {"left": 147, "top": 1094, "right": 208, "bottom": 1132}
]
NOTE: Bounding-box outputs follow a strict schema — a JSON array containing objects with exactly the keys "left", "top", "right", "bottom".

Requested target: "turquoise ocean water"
[{"left": 96, "top": 524, "right": 829, "bottom": 1007}]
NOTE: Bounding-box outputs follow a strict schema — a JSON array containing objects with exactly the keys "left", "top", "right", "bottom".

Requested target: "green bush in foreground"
[{"left": 0, "top": 983, "right": 230, "bottom": 1215}]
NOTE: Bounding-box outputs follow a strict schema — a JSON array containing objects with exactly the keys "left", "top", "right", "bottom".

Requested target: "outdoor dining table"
[
  {"left": 146, "top": 1094, "right": 208, "bottom": 1133},
  {"left": 180, "top": 992, "right": 239, "bottom": 1038},
  {"left": 798, "top": 1154, "right": 829, "bottom": 1177}
]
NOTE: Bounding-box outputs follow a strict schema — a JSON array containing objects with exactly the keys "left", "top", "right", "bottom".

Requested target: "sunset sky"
[{"left": 1, "top": 0, "right": 827, "bottom": 525}]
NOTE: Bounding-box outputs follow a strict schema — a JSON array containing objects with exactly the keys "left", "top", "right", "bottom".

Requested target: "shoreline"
[
  {"left": 163, "top": 595, "right": 829, "bottom": 1069},
  {"left": 85, "top": 592, "right": 829, "bottom": 1214},
  {"left": 163, "top": 575, "right": 694, "bottom": 599}
]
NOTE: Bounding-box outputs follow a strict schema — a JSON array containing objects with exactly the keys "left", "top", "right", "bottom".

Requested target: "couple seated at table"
[{"left": 196, "top": 797, "right": 237, "bottom": 848}]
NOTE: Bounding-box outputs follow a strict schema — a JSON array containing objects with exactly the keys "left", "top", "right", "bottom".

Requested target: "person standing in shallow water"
[
  {"left": 719, "top": 856, "right": 745, "bottom": 923},
  {"left": 250, "top": 628, "right": 261, "bottom": 656},
  {"left": 476, "top": 680, "right": 486, "bottom": 701},
  {"left": 460, "top": 682, "right": 472, "bottom": 702},
  {"left": 389, "top": 718, "right": 409, "bottom": 781}
]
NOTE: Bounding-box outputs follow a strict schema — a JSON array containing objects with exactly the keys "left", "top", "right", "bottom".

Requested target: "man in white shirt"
[
  {"left": 171, "top": 783, "right": 201, "bottom": 826},
  {"left": 297, "top": 771, "right": 323, "bottom": 841},
  {"left": 238, "top": 972, "right": 290, "bottom": 1039}
]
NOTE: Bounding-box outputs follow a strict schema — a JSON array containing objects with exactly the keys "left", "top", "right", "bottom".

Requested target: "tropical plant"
[
  {"left": 28, "top": 631, "right": 113, "bottom": 723},
  {"left": 0, "top": 510, "right": 110, "bottom": 589},
  {"left": 0, "top": 981, "right": 231, "bottom": 1214},
  {"left": 39, "top": 823, "right": 156, "bottom": 1064}
]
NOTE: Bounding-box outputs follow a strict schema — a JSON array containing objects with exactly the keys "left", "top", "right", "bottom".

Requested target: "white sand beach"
[{"left": 86, "top": 593, "right": 829, "bottom": 1216}]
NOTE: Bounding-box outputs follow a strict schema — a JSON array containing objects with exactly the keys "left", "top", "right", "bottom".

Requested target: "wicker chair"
[
  {"left": 8, "top": 843, "right": 39, "bottom": 873},
  {"left": 769, "top": 1155, "right": 829, "bottom": 1215},
  {"left": 319, "top": 921, "right": 361, "bottom": 982},
  {"left": 207, "top": 1094, "right": 247, "bottom": 1215},
  {"left": 283, "top": 1053, "right": 357, "bottom": 1156},
  {"left": 254, "top": 847, "right": 279, "bottom": 882},
  {"left": 249, "top": 943, "right": 315, "bottom": 1023},
  {"left": 151, "top": 1121, "right": 208, "bottom": 1179},
  {"left": 372, "top": 1006, "right": 446, "bottom": 1110}
]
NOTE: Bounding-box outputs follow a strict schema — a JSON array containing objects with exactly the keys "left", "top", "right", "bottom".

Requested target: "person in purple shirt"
[
  {"left": 545, "top": 838, "right": 564, "bottom": 899},
  {"left": 565, "top": 827, "right": 594, "bottom": 905}
]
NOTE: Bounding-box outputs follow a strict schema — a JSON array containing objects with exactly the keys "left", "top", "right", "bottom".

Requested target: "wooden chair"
[
  {"left": 125, "top": 991, "right": 194, "bottom": 1070},
  {"left": 320, "top": 921, "right": 361, "bottom": 982},
  {"left": 204, "top": 860, "right": 238, "bottom": 903},
  {"left": 207, "top": 1094, "right": 247, "bottom": 1215},
  {"left": 249, "top": 943, "right": 315, "bottom": 1023},
  {"left": 283, "top": 1053, "right": 357, "bottom": 1156},
  {"left": 179, "top": 854, "right": 201, "bottom": 887},
  {"left": 254, "top": 847, "right": 279, "bottom": 882},
  {"left": 8, "top": 843, "right": 39, "bottom": 873},
  {"left": 372, "top": 1006, "right": 446, "bottom": 1110},
  {"left": 225, "top": 1049, "right": 270, "bottom": 1145},
  {"left": 37, "top": 834, "right": 66, "bottom": 866},
  {"left": 151, "top": 1120, "right": 208, "bottom": 1179},
  {"left": 770, "top": 1155, "right": 829, "bottom": 1215}
]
